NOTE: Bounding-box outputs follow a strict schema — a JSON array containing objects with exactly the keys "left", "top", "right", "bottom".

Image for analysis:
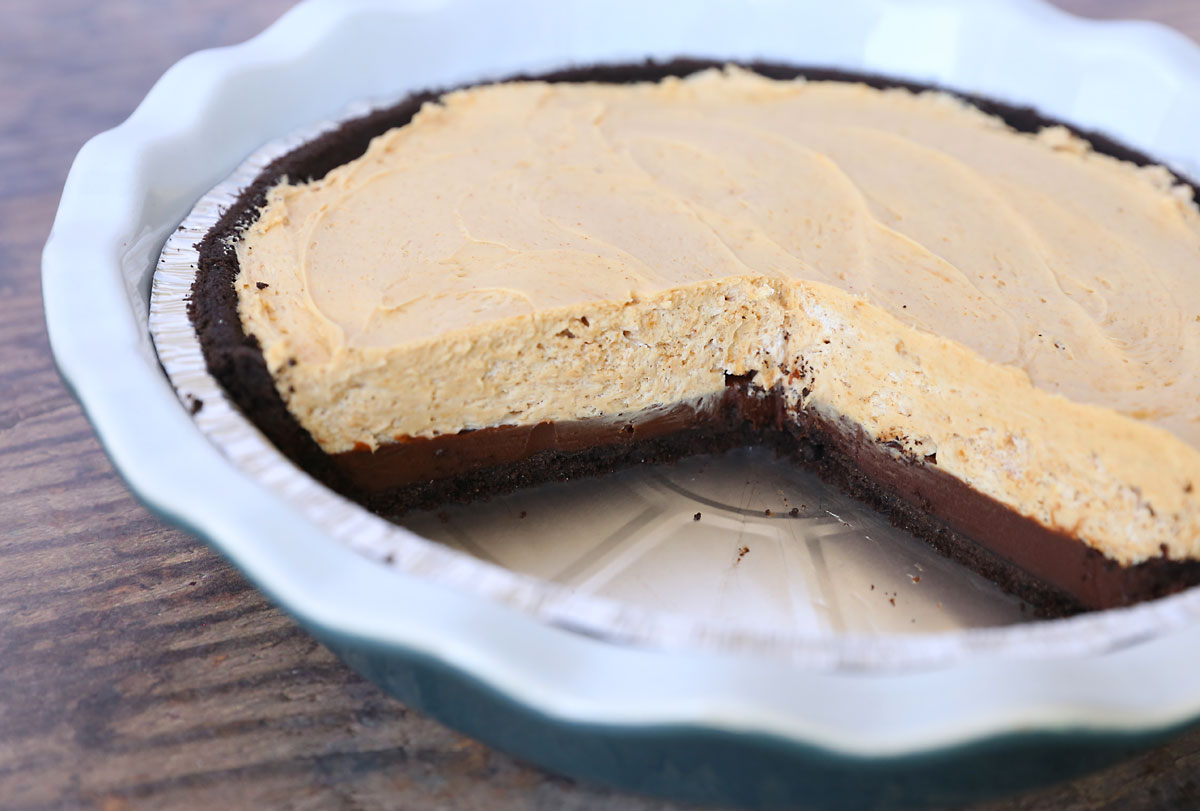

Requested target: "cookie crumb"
[
  {"left": 693, "top": 512, "right": 701, "bottom": 521},
  {"left": 789, "top": 507, "right": 800, "bottom": 517},
  {"left": 256, "top": 281, "right": 269, "bottom": 290}
]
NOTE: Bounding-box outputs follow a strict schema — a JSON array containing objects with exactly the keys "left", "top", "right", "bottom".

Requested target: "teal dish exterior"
[{"left": 324, "top": 629, "right": 1187, "bottom": 808}]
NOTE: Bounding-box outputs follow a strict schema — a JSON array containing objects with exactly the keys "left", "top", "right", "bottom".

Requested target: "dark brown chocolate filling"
[
  {"left": 189, "top": 59, "right": 1200, "bottom": 617},
  {"left": 334, "top": 398, "right": 717, "bottom": 491},
  {"left": 333, "top": 388, "right": 773, "bottom": 492}
]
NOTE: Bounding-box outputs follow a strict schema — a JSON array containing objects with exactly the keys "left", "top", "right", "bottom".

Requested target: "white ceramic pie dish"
[{"left": 43, "top": 0, "right": 1200, "bottom": 805}]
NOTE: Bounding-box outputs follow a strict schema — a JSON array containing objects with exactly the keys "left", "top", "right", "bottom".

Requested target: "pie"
[{"left": 190, "top": 62, "right": 1200, "bottom": 614}]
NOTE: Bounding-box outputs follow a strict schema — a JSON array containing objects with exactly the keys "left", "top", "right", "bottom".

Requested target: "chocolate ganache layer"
[{"left": 191, "top": 60, "right": 1200, "bottom": 615}]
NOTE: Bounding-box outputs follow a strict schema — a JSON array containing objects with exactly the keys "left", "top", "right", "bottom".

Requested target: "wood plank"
[{"left": 3, "top": 1, "right": 1200, "bottom": 809}]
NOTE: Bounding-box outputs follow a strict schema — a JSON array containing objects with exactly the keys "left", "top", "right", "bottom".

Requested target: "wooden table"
[{"left": 4, "top": 1, "right": 1200, "bottom": 808}]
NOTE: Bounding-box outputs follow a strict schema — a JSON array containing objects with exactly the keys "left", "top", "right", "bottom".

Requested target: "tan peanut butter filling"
[{"left": 234, "top": 67, "right": 1200, "bottom": 565}]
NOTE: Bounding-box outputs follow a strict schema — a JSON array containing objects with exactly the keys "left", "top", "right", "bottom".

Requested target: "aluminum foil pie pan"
[{"left": 149, "top": 72, "right": 1200, "bottom": 671}]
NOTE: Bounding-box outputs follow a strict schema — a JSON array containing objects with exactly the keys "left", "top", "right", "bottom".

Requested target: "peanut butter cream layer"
[{"left": 232, "top": 67, "right": 1200, "bottom": 567}]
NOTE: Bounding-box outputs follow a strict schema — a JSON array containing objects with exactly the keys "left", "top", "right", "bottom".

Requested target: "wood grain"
[{"left": 2, "top": 1, "right": 1199, "bottom": 809}]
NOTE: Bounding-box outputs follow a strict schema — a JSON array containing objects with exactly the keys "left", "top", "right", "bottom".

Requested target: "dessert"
[{"left": 191, "top": 61, "right": 1200, "bottom": 615}]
